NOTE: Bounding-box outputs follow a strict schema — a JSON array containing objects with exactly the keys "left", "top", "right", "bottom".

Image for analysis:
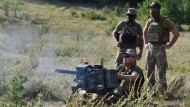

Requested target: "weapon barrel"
[{"left": 55, "top": 69, "right": 77, "bottom": 74}]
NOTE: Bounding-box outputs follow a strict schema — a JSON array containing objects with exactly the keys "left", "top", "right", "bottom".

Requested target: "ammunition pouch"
[{"left": 120, "top": 32, "right": 137, "bottom": 48}]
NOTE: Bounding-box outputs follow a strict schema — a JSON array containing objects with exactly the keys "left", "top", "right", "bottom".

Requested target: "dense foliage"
[
  {"left": 53, "top": 0, "right": 190, "bottom": 28},
  {"left": 49, "top": 0, "right": 144, "bottom": 8},
  {"left": 138, "top": 0, "right": 190, "bottom": 28}
]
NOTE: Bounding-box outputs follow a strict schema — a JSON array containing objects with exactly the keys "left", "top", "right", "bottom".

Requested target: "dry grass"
[{"left": 0, "top": 1, "right": 190, "bottom": 106}]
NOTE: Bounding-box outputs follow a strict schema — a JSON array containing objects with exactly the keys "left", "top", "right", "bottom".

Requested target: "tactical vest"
[
  {"left": 147, "top": 17, "right": 170, "bottom": 43},
  {"left": 119, "top": 21, "right": 139, "bottom": 48}
]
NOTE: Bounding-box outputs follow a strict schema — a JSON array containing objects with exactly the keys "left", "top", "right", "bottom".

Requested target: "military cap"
[
  {"left": 149, "top": 2, "right": 161, "bottom": 9},
  {"left": 123, "top": 49, "right": 136, "bottom": 58},
  {"left": 126, "top": 8, "right": 137, "bottom": 15}
]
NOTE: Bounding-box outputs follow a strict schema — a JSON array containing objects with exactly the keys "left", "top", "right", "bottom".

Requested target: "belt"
[
  {"left": 149, "top": 43, "right": 165, "bottom": 50},
  {"left": 149, "top": 42, "right": 166, "bottom": 45}
]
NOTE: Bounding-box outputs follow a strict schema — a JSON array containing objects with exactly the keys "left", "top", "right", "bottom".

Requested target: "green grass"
[{"left": 0, "top": 0, "right": 190, "bottom": 106}]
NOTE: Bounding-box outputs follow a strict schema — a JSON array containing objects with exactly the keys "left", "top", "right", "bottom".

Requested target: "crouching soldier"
[{"left": 105, "top": 49, "right": 145, "bottom": 104}]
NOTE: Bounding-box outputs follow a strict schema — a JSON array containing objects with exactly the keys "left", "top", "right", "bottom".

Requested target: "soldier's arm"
[
  {"left": 112, "top": 21, "right": 123, "bottom": 42},
  {"left": 117, "top": 71, "right": 139, "bottom": 84},
  {"left": 137, "top": 24, "right": 144, "bottom": 60},
  {"left": 166, "top": 19, "right": 180, "bottom": 48},
  {"left": 143, "top": 20, "right": 151, "bottom": 49},
  {"left": 169, "top": 27, "right": 179, "bottom": 47},
  {"left": 143, "top": 29, "right": 148, "bottom": 44},
  {"left": 143, "top": 20, "right": 149, "bottom": 45},
  {"left": 163, "top": 18, "right": 180, "bottom": 49},
  {"left": 138, "top": 34, "right": 144, "bottom": 51},
  {"left": 113, "top": 29, "right": 120, "bottom": 42}
]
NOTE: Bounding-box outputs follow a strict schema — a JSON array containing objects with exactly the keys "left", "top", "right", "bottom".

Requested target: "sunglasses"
[{"left": 123, "top": 54, "right": 135, "bottom": 58}]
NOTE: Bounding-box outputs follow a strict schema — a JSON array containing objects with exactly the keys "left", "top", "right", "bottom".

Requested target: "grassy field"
[{"left": 0, "top": 0, "right": 190, "bottom": 106}]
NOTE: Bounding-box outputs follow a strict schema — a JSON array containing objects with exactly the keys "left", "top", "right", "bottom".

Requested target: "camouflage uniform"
[
  {"left": 113, "top": 8, "right": 143, "bottom": 68},
  {"left": 146, "top": 44, "right": 168, "bottom": 91},
  {"left": 114, "top": 21, "right": 143, "bottom": 67},
  {"left": 144, "top": 16, "right": 176, "bottom": 93}
]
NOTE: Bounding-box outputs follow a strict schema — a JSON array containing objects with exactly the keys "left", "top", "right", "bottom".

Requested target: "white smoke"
[{"left": 0, "top": 24, "right": 60, "bottom": 76}]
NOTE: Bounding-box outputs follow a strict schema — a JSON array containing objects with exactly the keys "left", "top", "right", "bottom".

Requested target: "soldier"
[
  {"left": 105, "top": 49, "right": 144, "bottom": 104},
  {"left": 143, "top": 2, "right": 180, "bottom": 95},
  {"left": 113, "top": 8, "right": 144, "bottom": 68}
]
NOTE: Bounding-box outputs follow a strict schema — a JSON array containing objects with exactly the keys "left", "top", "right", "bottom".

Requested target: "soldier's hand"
[
  {"left": 160, "top": 44, "right": 171, "bottom": 49},
  {"left": 145, "top": 44, "right": 151, "bottom": 49},
  {"left": 165, "top": 45, "right": 171, "bottom": 49},
  {"left": 117, "top": 42, "right": 122, "bottom": 47},
  {"left": 117, "top": 73, "right": 122, "bottom": 80},
  {"left": 137, "top": 52, "right": 142, "bottom": 60}
]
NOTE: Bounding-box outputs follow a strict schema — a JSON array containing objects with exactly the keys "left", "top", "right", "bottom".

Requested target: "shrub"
[
  {"left": 0, "top": 0, "right": 24, "bottom": 17},
  {"left": 101, "top": 6, "right": 112, "bottom": 15},
  {"left": 2, "top": 75, "right": 27, "bottom": 106},
  {"left": 81, "top": 11, "right": 106, "bottom": 20},
  {"left": 12, "top": 0, "right": 25, "bottom": 17},
  {"left": 70, "top": 10, "right": 78, "bottom": 17},
  {"left": 0, "top": 0, "right": 11, "bottom": 17},
  {"left": 114, "top": 6, "right": 123, "bottom": 16}
]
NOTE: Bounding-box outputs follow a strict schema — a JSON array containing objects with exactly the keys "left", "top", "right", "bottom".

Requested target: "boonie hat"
[
  {"left": 126, "top": 8, "right": 137, "bottom": 15},
  {"left": 149, "top": 2, "right": 161, "bottom": 9},
  {"left": 123, "top": 49, "right": 136, "bottom": 58}
]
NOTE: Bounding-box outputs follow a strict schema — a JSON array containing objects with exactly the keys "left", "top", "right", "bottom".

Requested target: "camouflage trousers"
[
  {"left": 115, "top": 47, "right": 137, "bottom": 68},
  {"left": 145, "top": 44, "right": 168, "bottom": 93}
]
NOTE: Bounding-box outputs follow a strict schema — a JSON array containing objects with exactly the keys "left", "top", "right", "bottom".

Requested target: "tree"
[
  {"left": 138, "top": 0, "right": 190, "bottom": 28},
  {"left": 159, "top": 0, "right": 190, "bottom": 29},
  {"left": 181, "top": 0, "right": 190, "bottom": 26}
]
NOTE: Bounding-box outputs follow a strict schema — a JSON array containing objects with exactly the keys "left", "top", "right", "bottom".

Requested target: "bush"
[
  {"left": 0, "top": 0, "right": 11, "bottom": 17},
  {"left": 70, "top": 10, "right": 79, "bottom": 17},
  {"left": 114, "top": 6, "right": 123, "bottom": 16},
  {"left": 81, "top": 11, "right": 106, "bottom": 20},
  {"left": 2, "top": 75, "right": 27, "bottom": 107},
  {"left": 0, "top": 0, "right": 24, "bottom": 17},
  {"left": 101, "top": 6, "right": 112, "bottom": 15}
]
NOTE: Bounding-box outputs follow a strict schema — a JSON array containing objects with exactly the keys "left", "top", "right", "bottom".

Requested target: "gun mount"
[{"left": 55, "top": 63, "right": 119, "bottom": 103}]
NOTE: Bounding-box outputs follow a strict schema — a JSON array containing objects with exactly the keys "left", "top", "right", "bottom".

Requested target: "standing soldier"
[
  {"left": 113, "top": 8, "right": 144, "bottom": 68},
  {"left": 143, "top": 2, "right": 180, "bottom": 95}
]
